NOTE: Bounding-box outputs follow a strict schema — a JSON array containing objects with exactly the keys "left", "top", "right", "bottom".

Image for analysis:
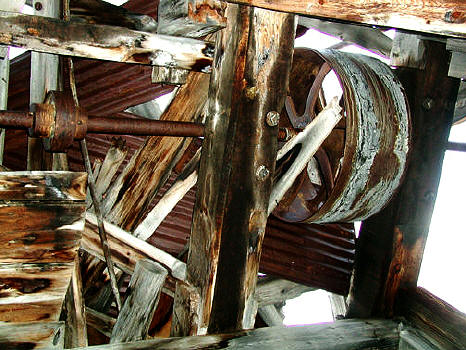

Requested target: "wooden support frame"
[
  {"left": 226, "top": 0, "right": 466, "bottom": 38},
  {"left": 346, "top": 40, "right": 461, "bottom": 318},
  {"left": 173, "top": 3, "right": 296, "bottom": 335}
]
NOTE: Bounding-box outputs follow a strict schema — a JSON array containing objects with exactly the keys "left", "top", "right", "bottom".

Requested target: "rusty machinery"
[{"left": 0, "top": 49, "right": 411, "bottom": 224}]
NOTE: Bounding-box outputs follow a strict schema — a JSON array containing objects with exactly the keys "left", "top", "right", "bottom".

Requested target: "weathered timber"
[
  {"left": 0, "top": 11, "right": 214, "bottom": 71},
  {"left": 268, "top": 97, "right": 342, "bottom": 215},
  {"left": 0, "top": 46, "right": 8, "bottom": 164},
  {"left": 226, "top": 0, "right": 466, "bottom": 38},
  {"left": 171, "top": 281, "right": 201, "bottom": 336},
  {"left": 298, "top": 17, "right": 392, "bottom": 57},
  {"left": 63, "top": 255, "right": 88, "bottom": 348},
  {"left": 254, "top": 277, "right": 315, "bottom": 307},
  {"left": 95, "top": 138, "right": 128, "bottom": 199},
  {"left": 133, "top": 149, "right": 200, "bottom": 240},
  {"left": 396, "top": 287, "right": 466, "bottom": 350},
  {"left": 180, "top": 3, "right": 296, "bottom": 334},
  {"left": 257, "top": 304, "right": 284, "bottom": 326},
  {"left": 390, "top": 33, "right": 427, "bottom": 69},
  {"left": 158, "top": 0, "right": 226, "bottom": 38},
  {"left": 67, "top": 319, "right": 401, "bottom": 350},
  {"left": 448, "top": 51, "right": 466, "bottom": 79},
  {"left": 84, "top": 213, "right": 186, "bottom": 280},
  {"left": 0, "top": 171, "right": 87, "bottom": 201},
  {"left": 154, "top": 1, "right": 225, "bottom": 84},
  {"left": 70, "top": 0, "right": 157, "bottom": 32},
  {"left": 0, "top": 321, "right": 65, "bottom": 349},
  {"left": 85, "top": 306, "right": 116, "bottom": 338},
  {"left": 103, "top": 71, "right": 209, "bottom": 231},
  {"left": 346, "top": 41, "right": 460, "bottom": 318},
  {"left": 27, "top": 0, "right": 59, "bottom": 171},
  {"left": 110, "top": 259, "right": 168, "bottom": 343}
]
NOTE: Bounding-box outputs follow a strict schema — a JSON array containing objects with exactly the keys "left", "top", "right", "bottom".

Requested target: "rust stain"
[{"left": 26, "top": 27, "right": 39, "bottom": 36}]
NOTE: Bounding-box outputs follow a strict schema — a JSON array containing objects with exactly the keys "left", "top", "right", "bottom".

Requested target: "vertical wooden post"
[
  {"left": 110, "top": 259, "right": 168, "bottom": 343},
  {"left": 174, "top": 3, "right": 296, "bottom": 335},
  {"left": 0, "top": 47, "right": 8, "bottom": 164},
  {"left": 346, "top": 41, "right": 460, "bottom": 318}
]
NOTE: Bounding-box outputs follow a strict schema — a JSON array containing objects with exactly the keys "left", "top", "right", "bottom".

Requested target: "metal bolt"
[
  {"left": 244, "top": 86, "right": 257, "bottom": 101},
  {"left": 422, "top": 98, "right": 434, "bottom": 111},
  {"left": 35, "top": 2, "right": 43, "bottom": 11},
  {"left": 256, "top": 165, "right": 270, "bottom": 181},
  {"left": 266, "top": 111, "right": 280, "bottom": 127}
]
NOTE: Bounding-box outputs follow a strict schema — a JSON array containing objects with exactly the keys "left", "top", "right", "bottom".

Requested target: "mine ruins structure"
[{"left": 0, "top": 0, "right": 464, "bottom": 349}]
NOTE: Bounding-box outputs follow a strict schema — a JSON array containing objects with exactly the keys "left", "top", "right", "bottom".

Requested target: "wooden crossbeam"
[
  {"left": 0, "top": 11, "right": 214, "bottom": 71},
  {"left": 226, "top": 0, "right": 466, "bottom": 38}
]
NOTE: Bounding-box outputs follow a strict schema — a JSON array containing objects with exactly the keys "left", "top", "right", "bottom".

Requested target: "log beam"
[
  {"left": 0, "top": 321, "right": 65, "bottom": 349},
  {"left": 0, "top": 11, "right": 214, "bottom": 71},
  {"left": 176, "top": 3, "right": 296, "bottom": 335},
  {"left": 110, "top": 259, "right": 168, "bottom": 343},
  {"left": 226, "top": 0, "right": 466, "bottom": 38},
  {"left": 346, "top": 40, "right": 460, "bottom": 318}
]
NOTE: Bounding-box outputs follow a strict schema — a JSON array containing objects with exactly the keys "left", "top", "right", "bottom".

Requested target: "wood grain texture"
[
  {"left": 0, "top": 171, "right": 87, "bottom": 201},
  {"left": 55, "top": 319, "right": 401, "bottom": 350},
  {"left": 346, "top": 41, "right": 460, "bottom": 318},
  {"left": 0, "top": 11, "right": 214, "bottom": 71},
  {"left": 86, "top": 306, "right": 116, "bottom": 338},
  {"left": 110, "top": 259, "right": 168, "bottom": 343},
  {"left": 180, "top": 3, "right": 296, "bottom": 334},
  {"left": 0, "top": 321, "right": 64, "bottom": 349},
  {"left": 226, "top": 0, "right": 466, "bottom": 38}
]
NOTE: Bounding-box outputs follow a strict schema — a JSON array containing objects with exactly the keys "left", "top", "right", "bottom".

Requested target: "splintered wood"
[{"left": 0, "top": 171, "right": 87, "bottom": 348}]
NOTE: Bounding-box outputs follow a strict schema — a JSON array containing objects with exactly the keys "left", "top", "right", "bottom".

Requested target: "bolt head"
[
  {"left": 266, "top": 111, "right": 280, "bottom": 127},
  {"left": 35, "top": 2, "right": 43, "bottom": 11},
  {"left": 256, "top": 165, "right": 270, "bottom": 181}
]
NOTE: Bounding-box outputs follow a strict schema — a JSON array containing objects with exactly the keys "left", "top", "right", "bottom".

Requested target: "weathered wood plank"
[
  {"left": 396, "top": 287, "right": 466, "bottom": 350},
  {"left": 0, "top": 46, "right": 9, "bottom": 164},
  {"left": 171, "top": 281, "right": 201, "bottom": 337},
  {"left": 68, "top": 319, "right": 401, "bottom": 350},
  {"left": 103, "top": 71, "right": 209, "bottom": 231},
  {"left": 346, "top": 41, "right": 460, "bottom": 318},
  {"left": 0, "top": 171, "right": 87, "bottom": 201},
  {"left": 0, "top": 321, "right": 65, "bottom": 349},
  {"left": 226, "top": 0, "right": 466, "bottom": 38},
  {"left": 110, "top": 259, "right": 168, "bottom": 343},
  {"left": 0, "top": 11, "right": 214, "bottom": 71},
  {"left": 0, "top": 262, "right": 74, "bottom": 321},
  {"left": 257, "top": 304, "right": 284, "bottom": 326},
  {"left": 83, "top": 213, "right": 186, "bottom": 280},
  {"left": 85, "top": 306, "right": 116, "bottom": 338},
  {"left": 254, "top": 277, "right": 315, "bottom": 307},
  {"left": 181, "top": 3, "right": 296, "bottom": 334}
]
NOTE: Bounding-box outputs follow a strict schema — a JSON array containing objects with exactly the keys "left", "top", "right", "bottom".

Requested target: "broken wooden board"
[
  {"left": 0, "top": 11, "right": 214, "bottom": 71},
  {"left": 226, "top": 0, "right": 466, "bottom": 38},
  {"left": 0, "top": 321, "right": 65, "bottom": 349},
  {"left": 0, "top": 171, "right": 87, "bottom": 323}
]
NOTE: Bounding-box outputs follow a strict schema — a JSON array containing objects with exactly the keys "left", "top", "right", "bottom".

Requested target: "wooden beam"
[
  {"left": 0, "top": 47, "right": 8, "bottom": 164},
  {"left": 0, "top": 321, "right": 65, "bottom": 349},
  {"left": 257, "top": 304, "right": 284, "bottom": 326},
  {"left": 0, "top": 11, "right": 214, "bottom": 71},
  {"left": 396, "top": 287, "right": 466, "bottom": 350},
  {"left": 346, "top": 41, "right": 461, "bottom": 318},
  {"left": 298, "top": 17, "right": 392, "bottom": 57},
  {"left": 254, "top": 277, "right": 315, "bottom": 307},
  {"left": 60, "top": 319, "right": 401, "bottom": 350},
  {"left": 83, "top": 213, "right": 186, "bottom": 280},
  {"left": 110, "top": 259, "right": 168, "bottom": 343},
  {"left": 225, "top": 0, "right": 466, "bottom": 38},
  {"left": 85, "top": 306, "right": 116, "bottom": 338},
  {"left": 178, "top": 3, "right": 296, "bottom": 335}
]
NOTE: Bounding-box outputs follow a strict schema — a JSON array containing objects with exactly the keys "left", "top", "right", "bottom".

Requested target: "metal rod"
[
  {"left": 87, "top": 116, "right": 205, "bottom": 137},
  {"left": 0, "top": 111, "right": 33, "bottom": 129},
  {"left": 80, "top": 138, "right": 122, "bottom": 312},
  {"left": 446, "top": 141, "right": 466, "bottom": 152}
]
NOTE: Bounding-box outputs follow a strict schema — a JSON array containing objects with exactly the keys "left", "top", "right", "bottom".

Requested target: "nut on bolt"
[
  {"left": 256, "top": 165, "right": 270, "bottom": 181},
  {"left": 266, "top": 111, "right": 280, "bottom": 127}
]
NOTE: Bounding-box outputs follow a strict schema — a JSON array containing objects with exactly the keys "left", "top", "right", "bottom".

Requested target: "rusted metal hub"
[{"left": 274, "top": 48, "right": 411, "bottom": 223}]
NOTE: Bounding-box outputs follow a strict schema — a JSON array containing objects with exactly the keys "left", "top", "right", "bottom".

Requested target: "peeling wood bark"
[
  {"left": 110, "top": 259, "right": 168, "bottom": 343},
  {"left": 0, "top": 11, "right": 214, "bottom": 71},
  {"left": 83, "top": 213, "right": 186, "bottom": 280},
  {"left": 346, "top": 41, "right": 460, "bottom": 318},
  {"left": 226, "top": 0, "right": 466, "bottom": 38},
  {"left": 178, "top": 4, "right": 296, "bottom": 335},
  {"left": 59, "top": 319, "right": 401, "bottom": 350},
  {"left": 396, "top": 287, "right": 466, "bottom": 350},
  {"left": 0, "top": 321, "right": 65, "bottom": 349}
]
